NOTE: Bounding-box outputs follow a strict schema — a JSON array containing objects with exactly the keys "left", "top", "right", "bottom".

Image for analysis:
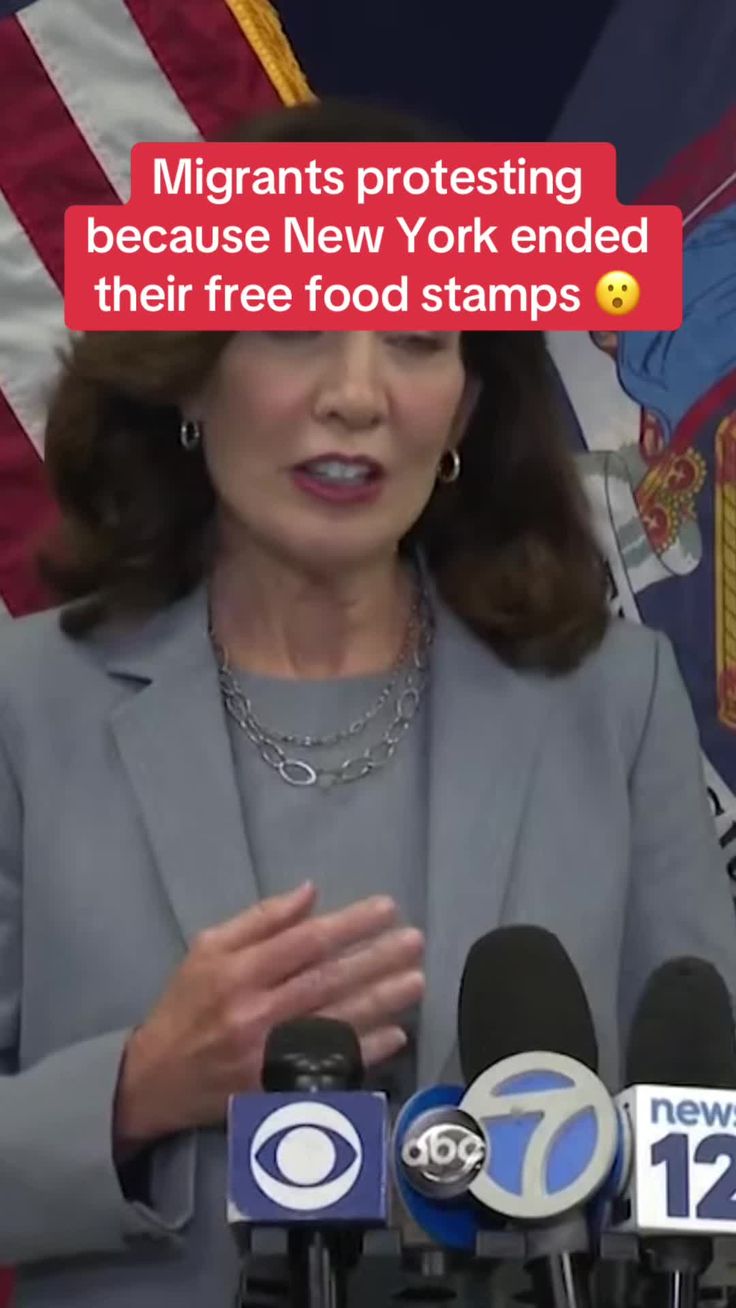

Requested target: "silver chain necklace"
[{"left": 212, "top": 576, "right": 434, "bottom": 790}]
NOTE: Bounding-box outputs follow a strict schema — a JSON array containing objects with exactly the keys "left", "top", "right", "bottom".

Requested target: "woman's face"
[{"left": 190, "top": 331, "right": 477, "bottom": 573}]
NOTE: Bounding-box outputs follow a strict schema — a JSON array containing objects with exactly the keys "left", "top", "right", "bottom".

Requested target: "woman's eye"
[
  {"left": 263, "top": 331, "right": 321, "bottom": 343},
  {"left": 387, "top": 334, "right": 446, "bottom": 353}
]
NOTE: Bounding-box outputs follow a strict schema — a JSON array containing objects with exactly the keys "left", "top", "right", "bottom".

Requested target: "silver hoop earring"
[
  {"left": 437, "top": 448, "right": 461, "bottom": 484},
  {"left": 180, "top": 418, "right": 202, "bottom": 451}
]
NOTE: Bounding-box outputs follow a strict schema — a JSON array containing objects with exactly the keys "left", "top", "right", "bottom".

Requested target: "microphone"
[
  {"left": 227, "top": 1016, "right": 389, "bottom": 1308},
  {"left": 611, "top": 957, "right": 736, "bottom": 1308},
  {"left": 458, "top": 925, "right": 599, "bottom": 1081},
  {"left": 391, "top": 1081, "right": 489, "bottom": 1253},
  {"left": 390, "top": 930, "right": 563, "bottom": 1264},
  {"left": 457, "top": 926, "right": 619, "bottom": 1308},
  {"left": 262, "top": 1019, "right": 364, "bottom": 1092}
]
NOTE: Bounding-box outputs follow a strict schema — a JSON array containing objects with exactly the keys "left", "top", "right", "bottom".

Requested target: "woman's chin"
[{"left": 270, "top": 529, "right": 402, "bottom": 577}]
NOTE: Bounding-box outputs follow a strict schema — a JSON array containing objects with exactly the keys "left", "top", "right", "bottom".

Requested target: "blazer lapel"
[
  {"left": 418, "top": 591, "right": 555, "bottom": 1084},
  {"left": 104, "top": 583, "right": 259, "bottom": 949}
]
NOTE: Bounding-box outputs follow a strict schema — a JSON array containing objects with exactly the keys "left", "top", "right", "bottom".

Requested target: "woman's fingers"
[
  {"left": 240, "top": 895, "right": 399, "bottom": 988},
  {"left": 318, "top": 929, "right": 424, "bottom": 1011},
  {"left": 206, "top": 894, "right": 424, "bottom": 1086},
  {"left": 304, "top": 926, "right": 424, "bottom": 1007},
  {"left": 320, "top": 968, "right": 426, "bottom": 1034},
  {"left": 198, "top": 881, "right": 317, "bottom": 952},
  {"left": 265, "top": 928, "right": 424, "bottom": 1026},
  {"left": 360, "top": 1025, "right": 408, "bottom": 1068}
]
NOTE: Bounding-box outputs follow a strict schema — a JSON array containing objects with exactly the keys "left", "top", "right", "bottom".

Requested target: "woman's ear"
[{"left": 178, "top": 386, "right": 205, "bottom": 424}]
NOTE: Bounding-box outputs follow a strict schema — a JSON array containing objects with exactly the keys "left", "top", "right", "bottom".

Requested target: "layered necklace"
[{"left": 210, "top": 566, "right": 435, "bottom": 790}]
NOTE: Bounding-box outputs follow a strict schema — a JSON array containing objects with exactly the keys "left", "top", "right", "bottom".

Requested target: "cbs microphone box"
[{"left": 227, "top": 1091, "right": 390, "bottom": 1228}]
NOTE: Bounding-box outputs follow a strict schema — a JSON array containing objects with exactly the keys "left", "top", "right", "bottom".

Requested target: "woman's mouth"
[{"left": 290, "top": 456, "right": 385, "bottom": 505}]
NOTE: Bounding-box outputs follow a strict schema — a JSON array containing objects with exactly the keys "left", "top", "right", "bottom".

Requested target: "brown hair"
[{"left": 39, "top": 98, "right": 610, "bottom": 673}]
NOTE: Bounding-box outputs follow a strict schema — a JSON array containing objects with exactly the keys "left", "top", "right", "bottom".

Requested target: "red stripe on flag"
[
  {"left": 0, "top": 391, "right": 57, "bottom": 617},
  {"left": 0, "top": 15, "right": 117, "bottom": 289},
  {"left": 668, "top": 367, "right": 736, "bottom": 460},
  {"left": 123, "top": 0, "right": 280, "bottom": 140},
  {"left": 638, "top": 104, "right": 736, "bottom": 220}
]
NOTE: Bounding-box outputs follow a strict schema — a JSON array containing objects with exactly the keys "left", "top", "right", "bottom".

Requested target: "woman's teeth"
[{"left": 302, "top": 461, "right": 373, "bottom": 483}]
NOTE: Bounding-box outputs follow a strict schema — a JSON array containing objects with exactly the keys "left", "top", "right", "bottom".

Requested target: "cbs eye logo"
[{"left": 250, "top": 1102, "right": 363, "bottom": 1211}]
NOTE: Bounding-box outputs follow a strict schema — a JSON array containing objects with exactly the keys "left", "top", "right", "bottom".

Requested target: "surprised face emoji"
[{"left": 595, "top": 271, "right": 640, "bottom": 316}]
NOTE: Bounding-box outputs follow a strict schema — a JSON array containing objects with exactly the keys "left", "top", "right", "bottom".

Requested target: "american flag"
[
  {"left": 0, "top": 1, "right": 311, "bottom": 1298},
  {"left": 0, "top": 0, "right": 311, "bottom": 622}
]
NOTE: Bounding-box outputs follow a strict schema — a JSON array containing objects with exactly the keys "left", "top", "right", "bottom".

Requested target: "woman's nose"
[{"left": 314, "top": 334, "right": 388, "bottom": 430}]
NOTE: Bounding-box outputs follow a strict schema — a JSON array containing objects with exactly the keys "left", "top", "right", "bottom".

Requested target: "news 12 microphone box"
[
  {"left": 613, "top": 1085, "right": 736, "bottom": 1236},
  {"left": 227, "top": 1091, "right": 390, "bottom": 1228}
]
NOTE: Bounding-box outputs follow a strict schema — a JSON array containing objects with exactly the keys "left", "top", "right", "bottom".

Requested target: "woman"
[{"left": 0, "top": 98, "right": 733, "bottom": 1308}]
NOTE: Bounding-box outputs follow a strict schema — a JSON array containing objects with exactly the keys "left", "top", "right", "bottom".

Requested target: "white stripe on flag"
[
  {"left": 684, "top": 167, "right": 736, "bottom": 229},
  {"left": 0, "top": 188, "right": 66, "bottom": 455},
  {"left": 546, "top": 329, "right": 642, "bottom": 453},
  {"left": 19, "top": 0, "right": 201, "bottom": 202}
]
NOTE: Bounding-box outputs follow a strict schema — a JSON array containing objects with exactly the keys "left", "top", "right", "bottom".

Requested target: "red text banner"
[{"left": 64, "top": 142, "right": 683, "bottom": 331}]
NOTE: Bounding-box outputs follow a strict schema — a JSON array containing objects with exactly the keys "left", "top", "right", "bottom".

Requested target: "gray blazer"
[{"left": 0, "top": 579, "right": 734, "bottom": 1307}]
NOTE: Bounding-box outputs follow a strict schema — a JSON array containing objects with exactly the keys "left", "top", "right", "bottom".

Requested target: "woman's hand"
[{"left": 113, "top": 882, "right": 424, "bottom": 1153}]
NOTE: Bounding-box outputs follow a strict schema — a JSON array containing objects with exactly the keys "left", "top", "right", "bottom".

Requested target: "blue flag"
[{"left": 548, "top": 0, "right": 736, "bottom": 884}]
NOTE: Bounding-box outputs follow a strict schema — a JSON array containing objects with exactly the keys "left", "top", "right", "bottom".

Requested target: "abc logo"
[
  {"left": 250, "top": 1101, "right": 363, "bottom": 1212},
  {"left": 400, "top": 1107, "right": 486, "bottom": 1199}
]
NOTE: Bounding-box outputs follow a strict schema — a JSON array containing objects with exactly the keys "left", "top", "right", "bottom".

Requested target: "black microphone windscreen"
[
  {"left": 458, "top": 925, "right": 598, "bottom": 1085},
  {"left": 262, "top": 1016, "right": 363, "bottom": 1091},
  {"left": 626, "top": 957, "right": 736, "bottom": 1089}
]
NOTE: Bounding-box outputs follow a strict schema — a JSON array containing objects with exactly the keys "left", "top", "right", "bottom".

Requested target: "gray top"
[{"left": 222, "top": 663, "right": 430, "bottom": 1105}]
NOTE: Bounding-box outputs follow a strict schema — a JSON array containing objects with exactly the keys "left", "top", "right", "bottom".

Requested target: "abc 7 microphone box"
[{"left": 613, "top": 1085, "right": 736, "bottom": 1237}]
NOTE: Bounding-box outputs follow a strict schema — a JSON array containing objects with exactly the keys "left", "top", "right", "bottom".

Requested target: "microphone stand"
[
  {"left": 527, "top": 1251, "right": 593, "bottom": 1308},
  {"left": 287, "top": 1229, "right": 352, "bottom": 1308},
  {"left": 522, "top": 1211, "right": 595, "bottom": 1308},
  {"left": 640, "top": 1236, "right": 713, "bottom": 1308},
  {"left": 259, "top": 1027, "right": 365, "bottom": 1308}
]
